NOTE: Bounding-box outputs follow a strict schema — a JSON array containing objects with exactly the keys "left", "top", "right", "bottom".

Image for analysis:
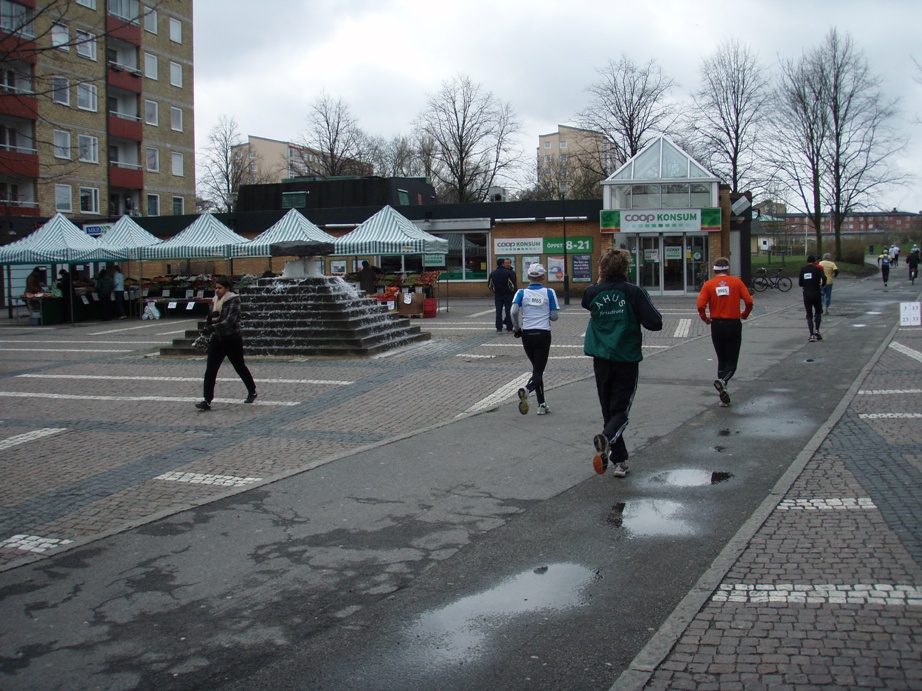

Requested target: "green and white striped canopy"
[
  {"left": 140, "top": 213, "right": 249, "bottom": 260},
  {"left": 333, "top": 205, "right": 448, "bottom": 256},
  {"left": 233, "top": 208, "right": 336, "bottom": 257},
  {"left": 102, "top": 215, "right": 162, "bottom": 259},
  {"left": 0, "top": 213, "right": 126, "bottom": 265}
]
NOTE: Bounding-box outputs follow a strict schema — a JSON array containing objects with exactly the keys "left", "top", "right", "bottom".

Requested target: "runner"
[
  {"left": 511, "top": 263, "right": 559, "bottom": 415},
  {"left": 878, "top": 250, "right": 891, "bottom": 287},
  {"left": 798, "top": 255, "right": 826, "bottom": 342}
]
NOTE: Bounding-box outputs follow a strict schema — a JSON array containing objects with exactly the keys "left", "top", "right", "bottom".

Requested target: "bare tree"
[
  {"left": 577, "top": 55, "right": 678, "bottom": 171},
  {"left": 688, "top": 40, "right": 771, "bottom": 193},
  {"left": 299, "top": 92, "right": 369, "bottom": 176},
  {"left": 414, "top": 74, "right": 521, "bottom": 203},
  {"left": 196, "top": 116, "right": 250, "bottom": 213}
]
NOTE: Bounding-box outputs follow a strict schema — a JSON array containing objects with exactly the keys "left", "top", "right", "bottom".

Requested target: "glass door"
[
  {"left": 686, "top": 234, "right": 709, "bottom": 291},
  {"left": 637, "top": 235, "right": 660, "bottom": 292},
  {"left": 662, "top": 235, "right": 685, "bottom": 292}
]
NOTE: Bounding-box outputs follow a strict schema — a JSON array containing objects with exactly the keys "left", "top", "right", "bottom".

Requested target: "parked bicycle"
[{"left": 751, "top": 267, "right": 792, "bottom": 292}]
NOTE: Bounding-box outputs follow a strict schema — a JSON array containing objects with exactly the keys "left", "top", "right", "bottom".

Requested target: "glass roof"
[{"left": 607, "top": 135, "right": 716, "bottom": 182}]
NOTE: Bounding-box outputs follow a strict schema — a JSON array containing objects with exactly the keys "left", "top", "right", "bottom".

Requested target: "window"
[
  {"left": 171, "top": 151, "right": 183, "bottom": 176},
  {"left": 144, "top": 99, "right": 158, "bottom": 125},
  {"left": 144, "top": 52, "right": 157, "bottom": 79},
  {"left": 145, "top": 146, "right": 159, "bottom": 171},
  {"left": 147, "top": 193, "right": 159, "bottom": 216},
  {"left": 79, "top": 187, "right": 100, "bottom": 214},
  {"left": 53, "top": 130, "right": 71, "bottom": 159},
  {"left": 172, "top": 196, "right": 184, "bottom": 215},
  {"left": 52, "top": 76, "right": 69, "bottom": 105},
  {"left": 77, "top": 83, "right": 98, "bottom": 111},
  {"left": 108, "top": 0, "right": 139, "bottom": 23},
  {"left": 169, "top": 17, "right": 181, "bottom": 42},
  {"left": 0, "top": 0, "right": 34, "bottom": 37},
  {"left": 544, "top": 141, "right": 551, "bottom": 149},
  {"left": 170, "top": 106, "right": 182, "bottom": 131},
  {"left": 77, "top": 0, "right": 97, "bottom": 8},
  {"left": 281, "top": 192, "right": 307, "bottom": 209},
  {"left": 78, "top": 134, "right": 99, "bottom": 163},
  {"left": 169, "top": 61, "right": 182, "bottom": 87},
  {"left": 75, "top": 30, "right": 96, "bottom": 60},
  {"left": 52, "top": 22, "right": 68, "bottom": 49},
  {"left": 55, "top": 184, "right": 72, "bottom": 212},
  {"left": 143, "top": 5, "right": 156, "bottom": 32},
  {"left": 559, "top": 141, "right": 568, "bottom": 149}
]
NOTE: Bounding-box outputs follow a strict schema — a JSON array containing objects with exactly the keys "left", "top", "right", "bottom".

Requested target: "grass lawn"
[{"left": 749, "top": 253, "right": 876, "bottom": 278}]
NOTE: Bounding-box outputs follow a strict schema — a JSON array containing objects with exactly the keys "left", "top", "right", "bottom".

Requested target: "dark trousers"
[
  {"left": 521, "top": 329, "right": 551, "bottom": 404},
  {"left": 114, "top": 291, "right": 126, "bottom": 318},
  {"left": 593, "top": 359, "right": 639, "bottom": 464},
  {"left": 710, "top": 318, "right": 742, "bottom": 384},
  {"left": 495, "top": 295, "right": 513, "bottom": 331},
  {"left": 203, "top": 335, "right": 256, "bottom": 402},
  {"left": 99, "top": 294, "right": 113, "bottom": 321},
  {"left": 803, "top": 292, "right": 823, "bottom": 334},
  {"left": 881, "top": 265, "right": 890, "bottom": 284}
]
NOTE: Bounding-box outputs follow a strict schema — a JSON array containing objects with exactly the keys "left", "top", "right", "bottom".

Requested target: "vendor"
[{"left": 26, "top": 267, "right": 44, "bottom": 294}]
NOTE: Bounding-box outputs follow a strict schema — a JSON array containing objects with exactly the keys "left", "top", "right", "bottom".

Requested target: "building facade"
[{"left": 0, "top": 0, "right": 195, "bottom": 227}]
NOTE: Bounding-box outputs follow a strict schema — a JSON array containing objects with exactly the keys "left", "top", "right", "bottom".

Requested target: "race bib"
[
  {"left": 716, "top": 286, "right": 730, "bottom": 297},
  {"left": 526, "top": 291, "right": 546, "bottom": 307},
  {"left": 803, "top": 272, "right": 813, "bottom": 280}
]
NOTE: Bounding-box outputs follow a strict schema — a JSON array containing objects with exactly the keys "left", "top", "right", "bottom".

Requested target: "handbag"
[{"left": 192, "top": 332, "right": 212, "bottom": 353}]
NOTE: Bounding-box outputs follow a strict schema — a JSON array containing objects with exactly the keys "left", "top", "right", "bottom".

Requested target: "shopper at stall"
[
  {"left": 26, "top": 267, "right": 43, "bottom": 294},
  {"left": 112, "top": 265, "right": 127, "bottom": 319},
  {"left": 511, "top": 263, "right": 559, "bottom": 415},
  {"left": 195, "top": 277, "right": 257, "bottom": 411},
  {"left": 57, "top": 269, "right": 74, "bottom": 322},
  {"left": 95, "top": 269, "right": 114, "bottom": 321}
]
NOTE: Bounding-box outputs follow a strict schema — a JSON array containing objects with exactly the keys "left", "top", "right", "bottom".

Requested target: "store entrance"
[
  {"left": 637, "top": 235, "right": 660, "bottom": 292},
  {"left": 662, "top": 235, "right": 685, "bottom": 293},
  {"left": 632, "top": 233, "right": 710, "bottom": 295}
]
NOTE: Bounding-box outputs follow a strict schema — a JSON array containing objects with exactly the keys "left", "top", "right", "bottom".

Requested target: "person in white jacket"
[{"left": 511, "top": 263, "right": 559, "bottom": 416}]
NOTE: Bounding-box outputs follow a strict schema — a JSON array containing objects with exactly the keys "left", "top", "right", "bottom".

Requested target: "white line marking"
[
  {"left": 859, "top": 413, "right": 922, "bottom": 419},
  {"left": 0, "top": 392, "right": 299, "bottom": 406},
  {"left": 0, "top": 339, "right": 165, "bottom": 345},
  {"left": 0, "top": 534, "right": 74, "bottom": 553},
  {"left": 482, "top": 343, "right": 583, "bottom": 348},
  {"left": 16, "top": 374, "right": 352, "bottom": 385},
  {"left": 155, "top": 471, "right": 262, "bottom": 487},
  {"left": 858, "top": 389, "right": 922, "bottom": 395},
  {"left": 87, "top": 321, "right": 197, "bottom": 335},
  {"left": 0, "top": 428, "right": 66, "bottom": 450},
  {"left": 0, "top": 348, "right": 134, "bottom": 353},
  {"left": 455, "top": 353, "right": 496, "bottom": 359},
  {"left": 463, "top": 373, "right": 531, "bottom": 414},
  {"left": 673, "top": 318, "right": 691, "bottom": 338},
  {"left": 712, "top": 583, "right": 922, "bottom": 606},
  {"left": 890, "top": 341, "right": 922, "bottom": 363},
  {"left": 777, "top": 497, "right": 876, "bottom": 510}
]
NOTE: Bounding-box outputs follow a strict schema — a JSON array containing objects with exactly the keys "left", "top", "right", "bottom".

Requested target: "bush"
[{"left": 839, "top": 239, "right": 867, "bottom": 265}]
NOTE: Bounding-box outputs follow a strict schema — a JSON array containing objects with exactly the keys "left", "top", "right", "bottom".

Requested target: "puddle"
[
  {"left": 649, "top": 469, "right": 734, "bottom": 486},
  {"left": 607, "top": 499, "right": 695, "bottom": 537},
  {"left": 406, "top": 563, "right": 596, "bottom": 668},
  {"left": 718, "top": 428, "right": 731, "bottom": 437}
]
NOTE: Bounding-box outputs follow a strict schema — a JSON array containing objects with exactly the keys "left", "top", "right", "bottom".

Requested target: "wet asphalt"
[{"left": 0, "top": 272, "right": 919, "bottom": 690}]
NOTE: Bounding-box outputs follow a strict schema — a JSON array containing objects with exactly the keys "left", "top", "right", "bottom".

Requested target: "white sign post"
[{"left": 900, "top": 302, "right": 921, "bottom": 327}]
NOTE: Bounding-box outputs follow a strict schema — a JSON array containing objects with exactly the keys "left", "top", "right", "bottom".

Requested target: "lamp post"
[{"left": 560, "top": 183, "right": 570, "bottom": 305}]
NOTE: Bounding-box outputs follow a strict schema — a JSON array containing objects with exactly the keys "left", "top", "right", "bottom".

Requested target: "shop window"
[
  {"left": 662, "top": 183, "right": 689, "bottom": 209},
  {"left": 432, "top": 231, "right": 487, "bottom": 280}
]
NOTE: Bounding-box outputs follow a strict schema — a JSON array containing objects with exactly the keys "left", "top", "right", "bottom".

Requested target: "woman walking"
[{"left": 195, "top": 277, "right": 257, "bottom": 411}]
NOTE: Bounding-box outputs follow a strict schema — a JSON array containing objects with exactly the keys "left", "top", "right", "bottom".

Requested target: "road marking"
[
  {"left": 17, "top": 374, "right": 353, "bottom": 385},
  {"left": 712, "top": 583, "right": 922, "bottom": 606},
  {"left": 155, "top": 471, "right": 262, "bottom": 487},
  {"left": 858, "top": 389, "right": 922, "bottom": 395},
  {"left": 777, "top": 497, "right": 876, "bottom": 510},
  {"left": 0, "top": 428, "right": 66, "bottom": 450},
  {"left": 0, "top": 392, "right": 299, "bottom": 406},
  {"left": 0, "top": 339, "right": 165, "bottom": 345},
  {"left": 859, "top": 413, "right": 922, "bottom": 419},
  {"left": 0, "top": 534, "right": 74, "bottom": 553},
  {"left": 890, "top": 341, "right": 922, "bottom": 363},
  {"left": 455, "top": 353, "right": 496, "bottom": 359},
  {"left": 673, "top": 318, "right": 691, "bottom": 338},
  {"left": 463, "top": 373, "right": 531, "bottom": 414},
  {"left": 0, "top": 348, "right": 135, "bottom": 353},
  {"left": 87, "top": 321, "right": 197, "bottom": 335}
]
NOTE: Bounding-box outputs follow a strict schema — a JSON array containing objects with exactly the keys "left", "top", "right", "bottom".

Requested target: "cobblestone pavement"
[
  {"left": 616, "top": 281, "right": 922, "bottom": 690},
  {"left": 1, "top": 288, "right": 791, "bottom": 571}
]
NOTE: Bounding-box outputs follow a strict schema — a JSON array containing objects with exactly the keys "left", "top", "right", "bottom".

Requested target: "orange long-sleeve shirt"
[{"left": 697, "top": 274, "right": 754, "bottom": 321}]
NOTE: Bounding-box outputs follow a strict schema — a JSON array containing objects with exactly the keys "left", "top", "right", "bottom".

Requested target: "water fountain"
[{"left": 160, "top": 241, "right": 431, "bottom": 357}]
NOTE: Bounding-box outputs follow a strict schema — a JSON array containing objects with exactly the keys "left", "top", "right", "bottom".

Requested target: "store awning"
[
  {"left": 102, "top": 215, "right": 163, "bottom": 259},
  {"left": 0, "top": 213, "right": 126, "bottom": 265},
  {"left": 233, "top": 208, "right": 335, "bottom": 257},
  {"left": 139, "top": 213, "right": 249, "bottom": 260},
  {"left": 333, "top": 205, "right": 448, "bottom": 256}
]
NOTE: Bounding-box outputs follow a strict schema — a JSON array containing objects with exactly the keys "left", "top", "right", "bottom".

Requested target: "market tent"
[
  {"left": 102, "top": 214, "right": 162, "bottom": 257},
  {"left": 233, "top": 208, "right": 335, "bottom": 257},
  {"left": 139, "top": 213, "right": 249, "bottom": 260},
  {"left": 333, "top": 205, "right": 448, "bottom": 256},
  {"left": 0, "top": 213, "right": 126, "bottom": 265}
]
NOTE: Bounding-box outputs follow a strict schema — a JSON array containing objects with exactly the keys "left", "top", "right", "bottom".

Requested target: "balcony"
[
  {"left": 107, "top": 64, "right": 142, "bottom": 93},
  {"left": 0, "top": 147, "right": 38, "bottom": 177},
  {"left": 0, "top": 34, "right": 37, "bottom": 64},
  {"left": 106, "top": 16, "right": 140, "bottom": 44},
  {"left": 0, "top": 90, "right": 37, "bottom": 120},
  {"left": 109, "top": 162, "right": 143, "bottom": 189},
  {"left": 108, "top": 113, "right": 142, "bottom": 141},
  {"left": 0, "top": 199, "right": 39, "bottom": 217}
]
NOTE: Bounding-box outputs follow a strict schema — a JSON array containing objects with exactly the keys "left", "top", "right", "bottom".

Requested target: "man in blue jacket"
[
  {"left": 488, "top": 257, "right": 517, "bottom": 333},
  {"left": 583, "top": 248, "right": 663, "bottom": 478}
]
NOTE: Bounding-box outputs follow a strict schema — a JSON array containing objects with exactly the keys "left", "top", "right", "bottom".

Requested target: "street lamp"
[{"left": 560, "top": 183, "right": 570, "bottom": 305}]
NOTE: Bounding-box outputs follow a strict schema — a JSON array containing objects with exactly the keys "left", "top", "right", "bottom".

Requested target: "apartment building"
[
  {"left": 0, "top": 0, "right": 195, "bottom": 225},
  {"left": 231, "top": 136, "right": 325, "bottom": 184},
  {"left": 536, "top": 124, "right": 612, "bottom": 182}
]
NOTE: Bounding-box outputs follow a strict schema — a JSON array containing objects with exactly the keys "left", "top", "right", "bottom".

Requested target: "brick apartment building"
[{"left": 0, "top": 0, "right": 195, "bottom": 233}]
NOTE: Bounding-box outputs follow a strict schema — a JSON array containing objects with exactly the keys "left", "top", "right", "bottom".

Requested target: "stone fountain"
[{"left": 160, "top": 241, "right": 431, "bottom": 357}]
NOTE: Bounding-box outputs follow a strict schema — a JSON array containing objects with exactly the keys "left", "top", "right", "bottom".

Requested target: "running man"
[
  {"left": 799, "top": 255, "right": 826, "bottom": 342},
  {"left": 511, "top": 263, "right": 559, "bottom": 416}
]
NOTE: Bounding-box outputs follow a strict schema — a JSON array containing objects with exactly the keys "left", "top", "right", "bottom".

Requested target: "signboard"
[
  {"left": 521, "top": 255, "right": 540, "bottom": 282},
  {"left": 901, "top": 302, "right": 921, "bottom": 326},
  {"left": 600, "top": 208, "right": 721, "bottom": 233},
  {"left": 546, "top": 256, "right": 565, "bottom": 282},
  {"left": 494, "top": 238, "right": 543, "bottom": 254},
  {"left": 544, "top": 236, "right": 593, "bottom": 253},
  {"left": 572, "top": 254, "right": 592, "bottom": 282},
  {"left": 665, "top": 245, "right": 683, "bottom": 260},
  {"left": 423, "top": 253, "right": 446, "bottom": 266},
  {"left": 83, "top": 223, "right": 113, "bottom": 237}
]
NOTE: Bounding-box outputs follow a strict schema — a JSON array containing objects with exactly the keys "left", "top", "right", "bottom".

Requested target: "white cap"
[{"left": 527, "top": 263, "right": 546, "bottom": 278}]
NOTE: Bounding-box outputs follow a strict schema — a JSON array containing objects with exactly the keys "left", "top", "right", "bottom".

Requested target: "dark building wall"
[{"left": 236, "top": 177, "right": 437, "bottom": 213}]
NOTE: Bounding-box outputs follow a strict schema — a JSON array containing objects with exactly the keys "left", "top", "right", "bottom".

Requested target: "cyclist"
[
  {"left": 799, "top": 255, "right": 826, "bottom": 342},
  {"left": 907, "top": 250, "right": 920, "bottom": 284}
]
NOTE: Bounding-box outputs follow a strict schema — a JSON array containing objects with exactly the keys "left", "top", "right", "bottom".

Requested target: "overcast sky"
[{"left": 193, "top": 0, "right": 922, "bottom": 213}]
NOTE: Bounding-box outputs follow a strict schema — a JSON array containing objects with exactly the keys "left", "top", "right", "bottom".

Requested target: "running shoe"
[
  {"left": 537, "top": 403, "right": 549, "bottom": 415},
  {"left": 592, "top": 434, "right": 610, "bottom": 474},
  {"left": 244, "top": 392, "right": 258, "bottom": 404},
  {"left": 611, "top": 462, "right": 630, "bottom": 478},
  {"left": 713, "top": 379, "right": 730, "bottom": 406},
  {"left": 814, "top": 332, "right": 822, "bottom": 341},
  {"left": 517, "top": 387, "right": 529, "bottom": 415},
  {"left": 808, "top": 333, "right": 817, "bottom": 342},
  {"left": 195, "top": 400, "right": 211, "bottom": 411}
]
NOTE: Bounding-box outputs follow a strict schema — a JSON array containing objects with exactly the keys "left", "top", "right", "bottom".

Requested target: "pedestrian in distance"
[
  {"left": 582, "top": 248, "right": 663, "bottom": 478},
  {"left": 818, "top": 253, "right": 839, "bottom": 314},
  {"left": 511, "top": 263, "right": 558, "bottom": 416},
  {"left": 95, "top": 268, "right": 114, "bottom": 321},
  {"left": 696, "top": 257, "right": 753, "bottom": 408},
  {"left": 488, "top": 257, "right": 517, "bottom": 333},
  {"left": 112, "top": 265, "right": 127, "bottom": 319},
  {"left": 799, "top": 255, "right": 826, "bottom": 342},
  {"left": 195, "top": 277, "right": 257, "bottom": 411},
  {"left": 877, "top": 251, "right": 891, "bottom": 287},
  {"left": 907, "top": 249, "right": 920, "bottom": 283}
]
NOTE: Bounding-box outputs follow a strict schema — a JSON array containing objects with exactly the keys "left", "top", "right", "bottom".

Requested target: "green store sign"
[
  {"left": 600, "top": 208, "right": 721, "bottom": 233},
  {"left": 544, "top": 236, "right": 593, "bottom": 253}
]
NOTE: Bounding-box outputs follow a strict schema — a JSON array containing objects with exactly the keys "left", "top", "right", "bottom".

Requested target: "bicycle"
[{"left": 751, "top": 267, "right": 792, "bottom": 292}]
